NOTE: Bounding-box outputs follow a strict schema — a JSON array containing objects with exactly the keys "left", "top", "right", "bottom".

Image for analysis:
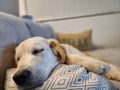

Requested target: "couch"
[{"left": 0, "top": 12, "right": 119, "bottom": 90}]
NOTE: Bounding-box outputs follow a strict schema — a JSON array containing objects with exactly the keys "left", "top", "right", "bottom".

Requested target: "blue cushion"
[
  {"left": 0, "top": 12, "right": 31, "bottom": 45},
  {"left": 25, "top": 21, "right": 56, "bottom": 39},
  {"left": 0, "top": 12, "right": 31, "bottom": 63}
]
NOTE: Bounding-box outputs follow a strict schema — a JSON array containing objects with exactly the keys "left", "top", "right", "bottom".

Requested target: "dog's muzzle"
[{"left": 13, "top": 70, "right": 31, "bottom": 85}]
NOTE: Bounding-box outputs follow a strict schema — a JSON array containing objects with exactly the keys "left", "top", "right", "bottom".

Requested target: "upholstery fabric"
[
  {"left": 0, "top": 12, "right": 31, "bottom": 45},
  {"left": 86, "top": 48, "right": 120, "bottom": 67},
  {"left": 0, "top": 12, "right": 31, "bottom": 62},
  {"left": 85, "top": 48, "right": 120, "bottom": 89},
  {"left": 25, "top": 21, "right": 56, "bottom": 39}
]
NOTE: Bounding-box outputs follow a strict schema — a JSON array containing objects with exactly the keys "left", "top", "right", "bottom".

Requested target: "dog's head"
[{"left": 13, "top": 37, "right": 66, "bottom": 89}]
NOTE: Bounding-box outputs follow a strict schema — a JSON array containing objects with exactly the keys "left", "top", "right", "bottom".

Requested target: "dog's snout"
[{"left": 13, "top": 70, "right": 31, "bottom": 85}]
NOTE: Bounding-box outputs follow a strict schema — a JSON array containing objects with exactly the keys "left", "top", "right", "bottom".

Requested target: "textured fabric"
[
  {"left": 0, "top": 12, "right": 31, "bottom": 45},
  {"left": 25, "top": 21, "right": 56, "bottom": 39},
  {"left": 0, "top": 12, "right": 18, "bottom": 65},
  {"left": 57, "top": 30, "right": 92, "bottom": 51},
  {"left": 85, "top": 48, "right": 120, "bottom": 67},
  {"left": 0, "top": 11, "right": 31, "bottom": 65},
  {"left": 85, "top": 48, "right": 120, "bottom": 89},
  {"left": 5, "top": 65, "right": 116, "bottom": 90}
]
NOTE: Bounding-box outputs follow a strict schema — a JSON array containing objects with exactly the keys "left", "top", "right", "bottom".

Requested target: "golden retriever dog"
[{"left": 2, "top": 37, "right": 120, "bottom": 90}]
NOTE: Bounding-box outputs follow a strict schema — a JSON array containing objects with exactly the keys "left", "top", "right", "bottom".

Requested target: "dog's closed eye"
[
  {"left": 32, "top": 49, "right": 44, "bottom": 55},
  {"left": 17, "top": 57, "right": 20, "bottom": 61}
]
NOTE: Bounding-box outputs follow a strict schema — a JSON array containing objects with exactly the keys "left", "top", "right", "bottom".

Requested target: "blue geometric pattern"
[{"left": 39, "top": 65, "right": 115, "bottom": 90}]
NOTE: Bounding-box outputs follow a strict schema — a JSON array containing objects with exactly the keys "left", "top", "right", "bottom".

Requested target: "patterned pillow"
[
  {"left": 5, "top": 65, "right": 116, "bottom": 90},
  {"left": 56, "top": 30, "right": 92, "bottom": 51}
]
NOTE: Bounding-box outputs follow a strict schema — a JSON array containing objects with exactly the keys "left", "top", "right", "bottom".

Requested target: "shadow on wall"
[{"left": 0, "top": 0, "right": 18, "bottom": 16}]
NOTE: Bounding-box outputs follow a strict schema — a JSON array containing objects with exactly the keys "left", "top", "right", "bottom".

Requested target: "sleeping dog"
[{"left": 6, "top": 37, "right": 119, "bottom": 89}]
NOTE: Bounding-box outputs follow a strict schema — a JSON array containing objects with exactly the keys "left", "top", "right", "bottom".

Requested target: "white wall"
[
  {"left": 19, "top": 0, "right": 120, "bottom": 48},
  {"left": 0, "top": 0, "right": 18, "bottom": 16},
  {"left": 45, "top": 14, "right": 120, "bottom": 48},
  {"left": 20, "top": 0, "right": 120, "bottom": 21}
]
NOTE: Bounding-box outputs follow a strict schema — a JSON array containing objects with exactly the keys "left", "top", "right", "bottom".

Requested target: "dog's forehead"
[{"left": 18, "top": 37, "right": 49, "bottom": 49}]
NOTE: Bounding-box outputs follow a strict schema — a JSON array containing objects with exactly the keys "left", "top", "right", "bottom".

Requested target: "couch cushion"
[
  {"left": 25, "top": 21, "right": 56, "bottom": 39},
  {"left": 85, "top": 48, "right": 120, "bottom": 67},
  {"left": 0, "top": 12, "right": 31, "bottom": 45}
]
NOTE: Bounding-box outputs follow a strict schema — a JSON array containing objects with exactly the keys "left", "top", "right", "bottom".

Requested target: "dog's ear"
[
  {"left": 48, "top": 39, "right": 66, "bottom": 64},
  {"left": 0, "top": 44, "right": 17, "bottom": 89},
  {"left": 1, "top": 44, "right": 17, "bottom": 68}
]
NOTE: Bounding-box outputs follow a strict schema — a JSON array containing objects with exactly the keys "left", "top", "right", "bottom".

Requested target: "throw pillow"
[
  {"left": 57, "top": 30, "right": 92, "bottom": 51},
  {"left": 25, "top": 21, "right": 56, "bottom": 39}
]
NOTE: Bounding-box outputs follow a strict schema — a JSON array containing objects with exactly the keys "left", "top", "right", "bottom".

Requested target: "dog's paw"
[{"left": 97, "top": 64, "right": 110, "bottom": 75}]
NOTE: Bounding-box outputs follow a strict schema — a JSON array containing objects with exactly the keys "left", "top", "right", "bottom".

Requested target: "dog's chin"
[{"left": 17, "top": 82, "right": 43, "bottom": 90}]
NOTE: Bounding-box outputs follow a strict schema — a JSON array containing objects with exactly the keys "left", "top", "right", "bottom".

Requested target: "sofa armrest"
[{"left": 4, "top": 68, "right": 17, "bottom": 90}]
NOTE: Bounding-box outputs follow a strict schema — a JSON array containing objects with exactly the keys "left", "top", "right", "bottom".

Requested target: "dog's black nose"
[{"left": 13, "top": 70, "right": 31, "bottom": 85}]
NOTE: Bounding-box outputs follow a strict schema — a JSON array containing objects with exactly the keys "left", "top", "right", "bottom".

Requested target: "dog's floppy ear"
[
  {"left": 1, "top": 44, "right": 17, "bottom": 68},
  {"left": 0, "top": 44, "right": 17, "bottom": 89},
  {"left": 48, "top": 39, "right": 66, "bottom": 64}
]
